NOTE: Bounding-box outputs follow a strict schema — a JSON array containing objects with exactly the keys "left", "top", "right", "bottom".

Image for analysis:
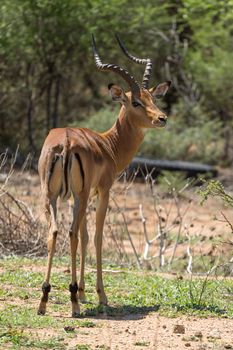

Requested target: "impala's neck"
[{"left": 103, "top": 106, "right": 145, "bottom": 173}]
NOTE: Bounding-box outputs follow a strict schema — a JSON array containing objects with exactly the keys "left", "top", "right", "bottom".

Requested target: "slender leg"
[
  {"left": 94, "top": 190, "right": 109, "bottom": 305},
  {"left": 78, "top": 214, "right": 89, "bottom": 302},
  {"left": 69, "top": 195, "right": 88, "bottom": 317},
  {"left": 38, "top": 199, "right": 58, "bottom": 315}
]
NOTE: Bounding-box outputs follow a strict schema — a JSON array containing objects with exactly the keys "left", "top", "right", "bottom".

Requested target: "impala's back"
[{"left": 38, "top": 126, "right": 116, "bottom": 204}]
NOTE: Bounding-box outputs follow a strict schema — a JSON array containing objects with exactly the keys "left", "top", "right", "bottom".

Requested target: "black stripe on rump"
[
  {"left": 49, "top": 154, "right": 60, "bottom": 183},
  {"left": 75, "top": 153, "right": 85, "bottom": 188}
]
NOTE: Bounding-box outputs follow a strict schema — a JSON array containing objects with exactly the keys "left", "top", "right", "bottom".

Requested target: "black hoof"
[{"left": 37, "top": 309, "right": 45, "bottom": 316}]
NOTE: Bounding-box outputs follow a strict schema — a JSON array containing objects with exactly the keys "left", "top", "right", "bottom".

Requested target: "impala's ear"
[
  {"left": 108, "top": 84, "right": 128, "bottom": 104},
  {"left": 150, "top": 81, "right": 171, "bottom": 99}
]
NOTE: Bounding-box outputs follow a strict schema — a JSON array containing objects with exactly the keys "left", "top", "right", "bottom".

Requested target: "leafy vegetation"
[
  {"left": 0, "top": 0, "right": 232, "bottom": 165},
  {"left": 199, "top": 179, "right": 233, "bottom": 208}
]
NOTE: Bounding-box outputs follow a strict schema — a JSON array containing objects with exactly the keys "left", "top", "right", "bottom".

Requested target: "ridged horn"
[
  {"left": 92, "top": 35, "right": 140, "bottom": 97},
  {"left": 115, "top": 34, "right": 152, "bottom": 89}
]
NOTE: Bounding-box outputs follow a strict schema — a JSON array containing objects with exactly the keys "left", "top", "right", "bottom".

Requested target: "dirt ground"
[
  {"left": 1, "top": 172, "right": 233, "bottom": 349},
  {"left": 2, "top": 262, "right": 232, "bottom": 350},
  {"left": 107, "top": 179, "right": 233, "bottom": 259},
  {"left": 25, "top": 309, "right": 233, "bottom": 350},
  {"left": 2, "top": 280, "right": 233, "bottom": 350},
  {"left": 65, "top": 313, "right": 233, "bottom": 350}
]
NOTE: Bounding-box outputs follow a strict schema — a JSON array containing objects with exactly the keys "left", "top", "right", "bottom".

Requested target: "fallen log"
[{"left": 127, "top": 157, "right": 218, "bottom": 179}]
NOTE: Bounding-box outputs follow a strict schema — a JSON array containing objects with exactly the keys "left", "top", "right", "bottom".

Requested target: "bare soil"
[
  {"left": 25, "top": 311, "right": 233, "bottom": 350},
  {"left": 65, "top": 314, "right": 233, "bottom": 350}
]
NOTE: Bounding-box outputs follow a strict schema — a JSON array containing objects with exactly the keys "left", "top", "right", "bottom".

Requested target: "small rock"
[
  {"left": 173, "top": 324, "right": 185, "bottom": 334},
  {"left": 64, "top": 326, "right": 75, "bottom": 332},
  {"left": 194, "top": 331, "right": 203, "bottom": 339},
  {"left": 185, "top": 343, "right": 191, "bottom": 347},
  {"left": 224, "top": 345, "right": 233, "bottom": 349},
  {"left": 182, "top": 336, "right": 188, "bottom": 342},
  {"left": 162, "top": 325, "right": 167, "bottom": 329},
  {"left": 207, "top": 329, "right": 221, "bottom": 339}
]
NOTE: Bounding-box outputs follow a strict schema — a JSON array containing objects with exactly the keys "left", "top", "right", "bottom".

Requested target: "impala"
[{"left": 37, "top": 35, "right": 171, "bottom": 317}]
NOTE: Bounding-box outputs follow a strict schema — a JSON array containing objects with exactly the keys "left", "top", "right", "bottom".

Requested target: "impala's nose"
[
  {"left": 152, "top": 115, "right": 167, "bottom": 127},
  {"left": 158, "top": 115, "right": 167, "bottom": 124}
]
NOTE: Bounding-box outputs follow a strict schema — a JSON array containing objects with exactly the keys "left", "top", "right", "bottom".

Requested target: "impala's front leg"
[
  {"left": 69, "top": 195, "right": 88, "bottom": 317},
  {"left": 95, "top": 190, "right": 109, "bottom": 305}
]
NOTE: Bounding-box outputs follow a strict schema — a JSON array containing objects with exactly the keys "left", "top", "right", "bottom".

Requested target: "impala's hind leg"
[
  {"left": 69, "top": 194, "right": 88, "bottom": 317},
  {"left": 69, "top": 153, "right": 89, "bottom": 315},
  {"left": 38, "top": 155, "right": 62, "bottom": 315},
  {"left": 78, "top": 214, "right": 89, "bottom": 302}
]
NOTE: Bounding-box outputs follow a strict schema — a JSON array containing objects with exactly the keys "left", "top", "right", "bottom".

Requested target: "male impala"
[{"left": 37, "top": 35, "right": 171, "bottom": 317}]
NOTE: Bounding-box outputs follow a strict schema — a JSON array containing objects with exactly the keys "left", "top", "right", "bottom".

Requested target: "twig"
[
  {"left": 111, "top": 196, "right": 141, "bottom": 268},
  {"left": 220, "top": 211, "right": 233, "bottom": 233},
  {"left": 139, "top": 203, "right": 160, "bottom": 261},
  {"left": 185, "top": 225, "right": 193, "bottom": 274}
]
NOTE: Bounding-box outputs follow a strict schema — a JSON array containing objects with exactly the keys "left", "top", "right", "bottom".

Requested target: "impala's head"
[{"left": 92, "top": 34, "right": 171, "bottom": 129}]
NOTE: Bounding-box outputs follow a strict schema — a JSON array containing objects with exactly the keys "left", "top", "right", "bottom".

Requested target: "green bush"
[{"left": 73, "top": 105, "right": 117, "bottom": 132}]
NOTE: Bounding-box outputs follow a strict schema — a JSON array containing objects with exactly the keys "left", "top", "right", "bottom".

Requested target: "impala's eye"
[{"left": 132, "top": 101, "right": 141, "bottom": 107}]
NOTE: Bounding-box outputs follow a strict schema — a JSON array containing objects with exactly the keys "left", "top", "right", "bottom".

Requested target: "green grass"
[
  {"left": 0, "top": 256, "right": 233, "bottom": 348},
  {"left": 0, "top": 327, "right": 66, "bottom": 349}
]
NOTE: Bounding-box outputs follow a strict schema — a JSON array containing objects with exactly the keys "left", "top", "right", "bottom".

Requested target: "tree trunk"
[
  {"left": 27, "top": 92, "right": 36, "bottom": 152},
  {"left": 26, "top": 63, "right": 36, "bottom": 152},
  {"left": 52, "top": 75, "right": 61, "bottom": 128},
  {"left": 46, "top": 78, "right": 53, "bottom": 132}
]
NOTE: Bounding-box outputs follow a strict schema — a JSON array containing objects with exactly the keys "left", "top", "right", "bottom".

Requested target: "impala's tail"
[{"left": 60, "top": 143, "right": 71, "bottom": 201}]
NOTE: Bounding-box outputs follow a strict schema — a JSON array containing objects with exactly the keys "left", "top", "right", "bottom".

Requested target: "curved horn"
[
  {"left": 115, "top": 34, "right": 152, "bottom": 90},
  {"left": 92, "top": 35, "right": 140, "bottom": 97}
]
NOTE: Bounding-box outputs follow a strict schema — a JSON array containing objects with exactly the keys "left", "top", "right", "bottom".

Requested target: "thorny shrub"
[{"left": 0, "top": 151, "right": 232, "bottom": 276}]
